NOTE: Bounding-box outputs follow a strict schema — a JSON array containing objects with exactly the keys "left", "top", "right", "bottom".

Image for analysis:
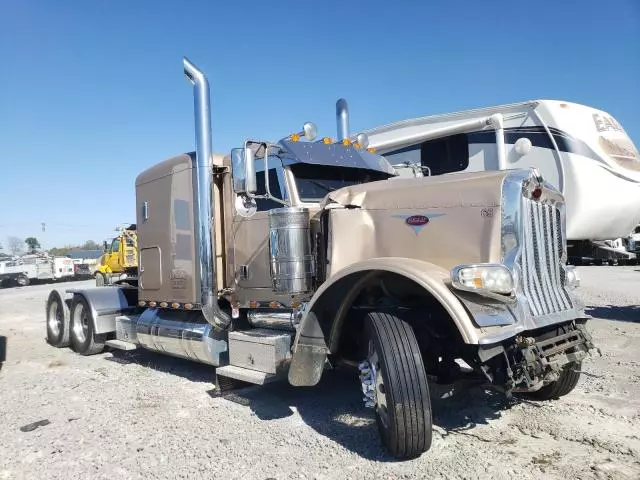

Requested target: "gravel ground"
[{"left": 0, "top": 267, "right": 639, "bottom": 480}]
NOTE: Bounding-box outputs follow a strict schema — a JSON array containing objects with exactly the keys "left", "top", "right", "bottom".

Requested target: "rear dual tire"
[
  {"left": 46, "top": 290, "right": 70, "bottom": 348},
  {"left": 69, "top": 296, "right": 105, "bottom": 355}
]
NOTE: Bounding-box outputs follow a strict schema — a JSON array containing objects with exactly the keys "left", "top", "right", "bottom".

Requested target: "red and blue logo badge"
[{"left": 393, "top": 213, "right": 445, "bottom": 235}]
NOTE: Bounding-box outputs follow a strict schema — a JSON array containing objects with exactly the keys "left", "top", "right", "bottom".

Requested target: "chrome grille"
[{"left": 520, "top": 199, "right": 572, "bottom": 316}]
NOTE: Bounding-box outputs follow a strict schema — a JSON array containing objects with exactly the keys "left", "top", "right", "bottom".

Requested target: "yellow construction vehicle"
[{"left": 94, "top": 224, "right": 138, "bottom": 286}]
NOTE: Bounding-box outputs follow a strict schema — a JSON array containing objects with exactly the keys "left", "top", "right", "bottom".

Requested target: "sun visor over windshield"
[{"left": 279, "top": 139, "right": 397, "bottom": 176}]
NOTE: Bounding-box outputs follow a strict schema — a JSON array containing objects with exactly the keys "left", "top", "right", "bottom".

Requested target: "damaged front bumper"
[{"left": 477, "top": 321, "right": 598, "bottom": 392}]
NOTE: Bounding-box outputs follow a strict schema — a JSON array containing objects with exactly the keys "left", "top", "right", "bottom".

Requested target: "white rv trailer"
[{"left": 364, "top": 100, "right": 640, "bottom": 261}]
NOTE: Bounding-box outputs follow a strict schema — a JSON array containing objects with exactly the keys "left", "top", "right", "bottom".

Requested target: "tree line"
[{"left": 0, "top": 237, "right": 102, "bottom": 257}]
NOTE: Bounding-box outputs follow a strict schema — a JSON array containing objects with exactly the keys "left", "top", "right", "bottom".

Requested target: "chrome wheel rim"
[
  {"left": 365, "top": 341, "right": 389, "bottom": 429},
  {"left": 73, "top": 303, "right": 89, "bottom": 343},
  {"left": 47, "top": 301, "right": 62, "bottom": 337}
]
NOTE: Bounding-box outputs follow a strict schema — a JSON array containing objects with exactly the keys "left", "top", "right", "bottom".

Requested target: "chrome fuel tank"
[{"left": 136, "top": 308, "right": 228, "bottom": 366}]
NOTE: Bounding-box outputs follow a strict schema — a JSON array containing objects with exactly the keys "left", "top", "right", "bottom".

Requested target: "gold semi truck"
[{"left": 44, "top": 58, "right": 595, "bottom": 459}]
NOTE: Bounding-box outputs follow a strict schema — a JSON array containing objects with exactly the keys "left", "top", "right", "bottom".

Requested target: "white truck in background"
[
  {"left": 0, "top": 259, "right": 31, "bottom": 287},
  {"left": 0, "top": 255, "right": 75, "bottom": 287},
  {"left": 364, "top": 100, "right": 640, "bottom": 265},
  {"left": 626, "top": 224, "right": 640, "bottom": 256}
]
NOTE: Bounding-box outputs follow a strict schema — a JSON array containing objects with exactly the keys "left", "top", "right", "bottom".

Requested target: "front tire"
[
  {"left": 16, "top": 274, "right": 29, "bottom": 287},
  {"left": 363, "top": 311, "right": 432, "bottom": 459},
  {"left": 46, "top": 290, "right": 70, "bottom": 347},
  {"left": 70, "top": 296, "right": 105, "bottom": 355},
  {"left": 95, "top": 272, "right": 106, "bottom": 287},
  {"left": 524, "top": 362, "right": 582, "bottom": 400}
]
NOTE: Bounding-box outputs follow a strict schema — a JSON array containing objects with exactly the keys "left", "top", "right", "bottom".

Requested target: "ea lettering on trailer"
[{"left": 593, "top": 113, "right": 623, "bottom": 133}]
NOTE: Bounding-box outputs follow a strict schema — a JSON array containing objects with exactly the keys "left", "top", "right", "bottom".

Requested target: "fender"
[
  {"left": 288, "top": 257, "right": 479, "bottom": 386},
  {"left": 96, "top": 264, "right": 112, "bottom": 275},
  {"left": 65, "top": 286, "right": 137, "bottom": 334}
]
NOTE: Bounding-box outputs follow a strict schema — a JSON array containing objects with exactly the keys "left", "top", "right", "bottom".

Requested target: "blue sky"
[{"left": 0, "top": 0, "right": 638, "bottom": 249}]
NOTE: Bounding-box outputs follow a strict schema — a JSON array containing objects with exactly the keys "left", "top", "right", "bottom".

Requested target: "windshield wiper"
[{"left": 307, "top": 179, "right": 338, "bottom": 193}]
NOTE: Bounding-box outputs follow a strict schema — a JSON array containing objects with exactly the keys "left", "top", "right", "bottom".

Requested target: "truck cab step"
[
  {"left": 105, "top": 339, "right": 138, "bottom": 351},
  {"left": 215, "top": 365, "right": 280, "bottom": 385}
]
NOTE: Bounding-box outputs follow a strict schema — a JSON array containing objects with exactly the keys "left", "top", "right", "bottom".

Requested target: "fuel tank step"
[
  {"left": 215, "top": 365, "right": 279, "bottom": 385},
  {"left": 105, "top": 339, "right": 138, "bottom": 351}
]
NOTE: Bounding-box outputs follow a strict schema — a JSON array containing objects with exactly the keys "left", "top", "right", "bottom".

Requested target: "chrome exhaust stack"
[
  {"left": 183, "top": 57, "right": 230, "bottom": 330},
  {"left": 336, "top": 98, "right": 350, "bottom": 142}
]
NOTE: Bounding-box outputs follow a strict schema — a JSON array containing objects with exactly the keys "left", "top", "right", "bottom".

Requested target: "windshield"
[{"left": 290, "top": 164, "right": 391, "bottom": 202}]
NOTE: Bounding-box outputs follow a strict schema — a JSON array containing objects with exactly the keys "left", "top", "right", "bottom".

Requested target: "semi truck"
[
  {"left": 93, "top": 224, "right": 138, "bottom": 286},
  {"left": 44, "top": 58, "right": 596, "bottom": 459},
  {"left": 364, "top": 100, "right": 640, "bottom": 265}
]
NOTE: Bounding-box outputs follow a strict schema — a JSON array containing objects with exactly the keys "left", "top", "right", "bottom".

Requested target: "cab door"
[
  {"left": 232, "top": 158, "right": 289, "bottom": 292},
  {"left": 106, "top": 237, "right": 122, "bottom": 272}
]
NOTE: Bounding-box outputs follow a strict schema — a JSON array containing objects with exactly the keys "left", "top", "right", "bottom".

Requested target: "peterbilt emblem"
[
  {"left": 393, "top": 213, "right": 445, "bottom": 235},
  {"left": 406, "top": 215, "right": 429, "bottom": 226}
]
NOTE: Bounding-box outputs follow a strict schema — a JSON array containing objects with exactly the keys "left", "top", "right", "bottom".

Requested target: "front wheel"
[
  {"left": 16, "top": 274, "right": 29, "bottom": 287},
  {"left": 360, "top": 311, "right": 432, "bottom": 459},
  {"left": 95, "top": 272, "right": 106, "bottom": 287},
  {"left": 523, "top": 362, "right": 582, "bottom": 400}
]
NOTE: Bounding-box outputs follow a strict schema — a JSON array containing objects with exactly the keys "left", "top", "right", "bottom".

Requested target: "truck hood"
[{"left": 322, "top": 170, "right": 509, "bottom": 210}]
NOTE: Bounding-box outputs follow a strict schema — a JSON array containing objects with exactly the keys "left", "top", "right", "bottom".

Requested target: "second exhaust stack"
[{"left": 336, "top": 98, "right": 350, "bottom": 142}]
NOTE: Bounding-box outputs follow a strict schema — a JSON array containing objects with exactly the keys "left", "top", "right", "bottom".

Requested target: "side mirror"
[
  {"left": 103, "top": 241, "right": 108, "bottom": 252},
  {"left": 244, "top": 147, "right": 257, "bottom": 195}
]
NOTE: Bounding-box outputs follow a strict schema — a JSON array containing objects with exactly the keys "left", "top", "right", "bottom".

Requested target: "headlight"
[
  {"left": 564, "top": 265, "right": 580, "bottom": 289},
  {"left": 451, "top": 264, "right": 515, "bottom": 300}
]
